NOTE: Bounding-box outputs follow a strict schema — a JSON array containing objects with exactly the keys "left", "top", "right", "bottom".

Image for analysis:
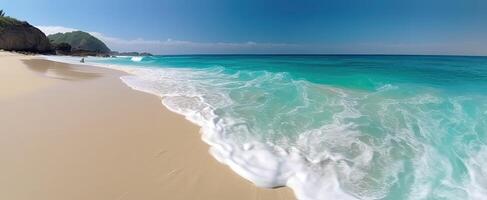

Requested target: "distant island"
[
  {"left": 0, "top": 9, "right": 151, "bottom": 57},
  {"left": 110, "top": 51, "right": 153, "bottom": 56}
]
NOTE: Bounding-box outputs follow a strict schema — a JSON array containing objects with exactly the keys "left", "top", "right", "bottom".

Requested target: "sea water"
[{"left": 47, "top": 55, "right": 487, "bottom": 200}]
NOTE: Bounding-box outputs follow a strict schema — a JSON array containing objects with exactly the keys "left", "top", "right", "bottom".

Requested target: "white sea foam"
[
  {"left": 466, "top": 146, "right": 487, "bottom": 200},
  {"left": 123, "top": 69, "right": 362, "bottom": 200},
  {"left": 131, "top": 56, "right": 144, "bottom": 62},
  {"left": 376, "top": 83, "right": 398, "bottom": 92},
  {"left": 42, "top": 55, "right": 358, "bottom": 199},
  {"left": 41, "top": 55, "right": 487, "bottom": 200}
]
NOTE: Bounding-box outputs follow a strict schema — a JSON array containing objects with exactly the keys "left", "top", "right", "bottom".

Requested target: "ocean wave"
[
  {"left": 131, "top": 56, "right": 144, "bottom": 62},
  {"left": 42, "top": 55, "right": 487, "bottom": 200},
  {"left": 118, "top": 66, "right": 359, "bottom": 199}
]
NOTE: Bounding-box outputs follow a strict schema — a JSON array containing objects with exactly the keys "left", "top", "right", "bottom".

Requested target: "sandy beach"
[{"left": 0, "top": 52, "right": 295, "bottom": 200}]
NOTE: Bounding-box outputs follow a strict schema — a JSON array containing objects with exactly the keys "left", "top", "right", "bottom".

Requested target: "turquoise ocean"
[{"left": 49, "top": 55, "right": 487, "bottom": 200}]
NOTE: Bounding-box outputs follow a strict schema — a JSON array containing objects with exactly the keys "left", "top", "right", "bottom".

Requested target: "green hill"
[{"left": 48, "top": 31, "right": 110, "bottom": 53}]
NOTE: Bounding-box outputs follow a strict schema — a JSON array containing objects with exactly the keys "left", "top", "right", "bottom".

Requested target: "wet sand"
[{"left": 0, "top": 52, "right": 295, "bottom": 200}]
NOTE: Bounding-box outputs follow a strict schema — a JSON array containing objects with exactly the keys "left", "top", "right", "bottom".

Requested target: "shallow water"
[{"left": 51, "top": 55, "right": 487, "bottom": 200}]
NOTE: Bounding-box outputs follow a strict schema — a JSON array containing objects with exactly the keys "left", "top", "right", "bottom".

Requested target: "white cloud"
[
  {"left": 89, "top": 32, "right": 301, "bottom": 54},
  {"left": 38, "top": 25, "right": 487, "bottom": 55},
  {"left": 36, "top": 25, "right": 78, "bottom": 36},
  {"left": 36, "top": 25, "right": 302, "bottom": 54}
]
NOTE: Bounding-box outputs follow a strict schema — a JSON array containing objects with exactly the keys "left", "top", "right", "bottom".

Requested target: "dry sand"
[{"left": 0, "top": 52, "right": 295, "bottom": 200}]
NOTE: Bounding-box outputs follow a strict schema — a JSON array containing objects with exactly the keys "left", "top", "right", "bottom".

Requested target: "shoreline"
[{"left": 0, "top": 52, "right": 295, "bottom": 200}]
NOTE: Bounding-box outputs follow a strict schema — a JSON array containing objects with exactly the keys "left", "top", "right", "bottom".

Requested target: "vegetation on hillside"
[
  {"left": 0, "top": 9, "right": 108, "bottom": 54},
  {"left": 48, "top": 31, "right": 110, "bottom": 53},
  {"left": 0, "top": 10, "right": 27, "bottom": 27},
  {"left": 0, "top": 17, "right": 26, "bottom": 26},
  {"left": 53, "top": 42, "right": 72, "bottom": 53}
]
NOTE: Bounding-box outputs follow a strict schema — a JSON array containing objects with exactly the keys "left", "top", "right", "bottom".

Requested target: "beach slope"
[{"left": 0, "top": 52, "right": 295, "bottom": 200}]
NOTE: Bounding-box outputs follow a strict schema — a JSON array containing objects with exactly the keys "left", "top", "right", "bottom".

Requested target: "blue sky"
[{"left": 3, "top": 0, "right": 487, "bottom": 55}]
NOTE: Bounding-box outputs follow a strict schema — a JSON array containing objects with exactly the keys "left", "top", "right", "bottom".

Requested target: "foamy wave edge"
[{"left": 41, "top": 55, "right": 357, "bottom": 200}]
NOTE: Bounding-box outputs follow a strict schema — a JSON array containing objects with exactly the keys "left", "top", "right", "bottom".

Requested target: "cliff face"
[{"left": 0, "top": 17, "right": 51, "bottom": 53}]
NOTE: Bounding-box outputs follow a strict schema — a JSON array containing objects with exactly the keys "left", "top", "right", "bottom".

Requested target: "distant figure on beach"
[{"left": 80, "top": 58, "right": 85, "bottom": 63}]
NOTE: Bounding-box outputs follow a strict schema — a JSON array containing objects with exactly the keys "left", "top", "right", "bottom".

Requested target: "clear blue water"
[{"left": 89, "top": 55, "right": 487, "bottom": 199}]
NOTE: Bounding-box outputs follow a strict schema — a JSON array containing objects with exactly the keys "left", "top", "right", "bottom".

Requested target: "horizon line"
[{"left": 141, "top": 53, "right": 487, "bottom": 58}]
